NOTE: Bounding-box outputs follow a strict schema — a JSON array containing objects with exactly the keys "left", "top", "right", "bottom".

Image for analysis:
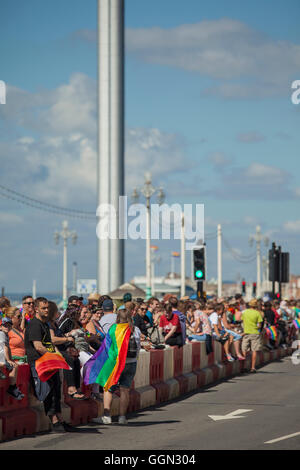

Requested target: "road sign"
[{"left": 77, "top": 279, "right": 97, "bottom": 294}]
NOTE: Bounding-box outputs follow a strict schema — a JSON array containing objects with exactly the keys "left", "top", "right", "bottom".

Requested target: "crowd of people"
[{"left": 0, "top": 291, "right": 299, "bottom": 432}]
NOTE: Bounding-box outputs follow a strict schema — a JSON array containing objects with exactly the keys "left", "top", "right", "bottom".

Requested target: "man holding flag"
[{"left": 25, "top": 297, "right": 75, "bottom": 433}]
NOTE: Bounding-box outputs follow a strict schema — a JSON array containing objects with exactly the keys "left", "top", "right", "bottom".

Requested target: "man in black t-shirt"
[{"left": 25, "top": 297, "right": 75, "bottom": 433}]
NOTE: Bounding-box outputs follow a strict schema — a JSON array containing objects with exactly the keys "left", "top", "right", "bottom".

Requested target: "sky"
[{"left": 0, "top": 0, "right": 300, "bottom": 295}]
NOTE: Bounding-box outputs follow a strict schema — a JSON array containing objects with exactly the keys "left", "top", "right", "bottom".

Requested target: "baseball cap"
[
  {"left": 123, "top": 293, "right": 132, "bottom": 303},
  {"left": 102, "top": 299, "right": 114, "bottom": 311},
  {"left": 1, "top": 317, "right": 13, "bottom": 326},
  {"left": 68, "top": 295, "right": 79, "bottom": 303}
]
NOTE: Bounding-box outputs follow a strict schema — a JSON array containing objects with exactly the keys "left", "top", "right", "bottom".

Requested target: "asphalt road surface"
[{"left": 1, "top": 355, "right": 300, "bottom": 451}]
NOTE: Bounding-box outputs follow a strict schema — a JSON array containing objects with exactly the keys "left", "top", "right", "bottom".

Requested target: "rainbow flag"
[
  {"left": 293, "top": 319, "right": 300, "bottom": 330},
  {"left": 83, "top": 323, "right": 131, "bottom": 391},
  {"left": 266, "top": 326, "right": 277, "bottom": 340},
  {"left": 35, "top": 352, "right": 71, "bottom": 382}
]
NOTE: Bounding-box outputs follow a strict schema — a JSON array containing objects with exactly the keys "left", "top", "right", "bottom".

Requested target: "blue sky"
[{"left": 0, "top": 0, "right": 300, "bottom": 295}]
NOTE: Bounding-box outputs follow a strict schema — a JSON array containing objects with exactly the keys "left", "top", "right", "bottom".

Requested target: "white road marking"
[
  {"left": 265, "top": 432, "right": 300, "bottom": 444},
  {"left": 208, "top": 409, "right": 253, "bottom": 421}
]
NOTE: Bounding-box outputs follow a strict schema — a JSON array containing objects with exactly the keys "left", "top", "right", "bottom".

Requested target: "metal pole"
[
  {"left": 97, "top": 0, "right": 111, "bottom": 295},
  {"left": 146, "top": 198, "right": 152, "bottom": 299},
  {"left": 217, "top": 224, "right": 222, "bottom": 298},
  {"left": 110, "top": 0, "right": 124, "bottom": 292},
  {"left": 181, "top": 212, "right": 186, "bottom": 298},
  {"left": 72, "top": 262, "right": 78, "bottom": 292},
  {"left": 32, "top": 280, "right": 36, "bottom": 299},
  {"left": 256, "top": 226, "right": 262, "bottom": 298},
  {"left": 63, "top": 237, "right": 68, "bottom": 303}
]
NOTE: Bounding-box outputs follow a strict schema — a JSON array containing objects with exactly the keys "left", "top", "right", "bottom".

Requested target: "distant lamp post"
[
  {"left": 54, "top": 220, "right": 77, "bottom": 306},
  {"left": 131, "top": 173, "right": 165, "bottom": 299},
  {"left": 249, "top": 226, "right": 269, "bottom": 298}
]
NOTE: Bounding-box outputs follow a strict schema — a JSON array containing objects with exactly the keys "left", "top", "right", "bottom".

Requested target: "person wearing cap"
[
  {"left": 88, "top": 293, "right": 101, "bottom": 309},
  {"left": 241, "top": 299, "right": 263, "bottom": 373},
  {"left": 0, "top": 317, "right": 24, "bottom": 399},
  {"left": 99, "top": 299, "right": 117, "bottom": 335}
]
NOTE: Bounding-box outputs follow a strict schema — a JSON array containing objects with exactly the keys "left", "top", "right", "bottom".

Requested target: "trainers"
[
  {"left": 7, "top": 385, "right": 24, "bottom": 400},
  {"left": 118, "top": 416, "right": 128, "bottom": 425},
  {"left": 102, "top": 415, "right": 112, "bottom": 425},
  {"left": 0, "top": 371, "right": 7, "bottom": 380}
]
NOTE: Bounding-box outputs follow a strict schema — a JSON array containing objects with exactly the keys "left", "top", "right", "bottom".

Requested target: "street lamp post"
[
  {"left": 131, "top": 172, "right": 165, "bottom": 300},
  {"left": 54, "top": 220, "right": 77, "bottom": 306},
  {"left": 249, "top": 226, "right": 269, "bottom": 298}
]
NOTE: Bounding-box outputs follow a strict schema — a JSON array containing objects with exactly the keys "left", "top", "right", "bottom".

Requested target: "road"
[{"left": 1, "top": 355, "right": 300, "bottom": 450}]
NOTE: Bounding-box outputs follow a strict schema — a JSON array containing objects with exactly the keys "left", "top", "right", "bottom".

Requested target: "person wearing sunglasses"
[
  {"left": 4, "top": 307, "right": 27, "bottom": 363},
  {"left": 22, "top": 295, "right": 35, "bottom": 326},
  {"left": 133, "top": 303, "right": 151, "bottom": 338}
]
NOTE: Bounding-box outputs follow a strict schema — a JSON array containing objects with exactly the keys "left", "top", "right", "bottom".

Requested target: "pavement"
[{"left": 1, "top": 354, "right": 300, "bottom": 450}]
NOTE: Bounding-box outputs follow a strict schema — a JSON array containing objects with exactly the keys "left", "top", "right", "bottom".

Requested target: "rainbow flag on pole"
[
  {"left": 293, "top": 319, "right": 300, "bottom": 330},
  {"left": 35, "top": 352, "right": 71, "bottom": 382},
  {"left": 266, "top": 326, "right": 277, "bottom": 341},
  {"left": 83, "top": 323, "right": 131, "bottom": 391}
]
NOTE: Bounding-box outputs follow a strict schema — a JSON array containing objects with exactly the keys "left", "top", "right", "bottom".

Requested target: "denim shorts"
[
  {"left": 224, "top": 328, "right": 242, "bottom": 342},
  {"left": 119, "top": 362, "right": 137, "bottom": 389},
  {"left": 109, "top": 361, "right": 137, "bottom": 392}
]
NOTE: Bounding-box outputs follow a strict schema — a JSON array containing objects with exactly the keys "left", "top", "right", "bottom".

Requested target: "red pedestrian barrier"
[
  {"left": 66, "top": 398, "right": 98, "bottom": 426},
  {"left": 127, "top": 389, "right": 141, "bottom": 413},
  {"left": 0, "top": 408, "right": 37, "bottom": 441},
  {"left": 191, "top": 343, "right": 201, "bottom": 371},
  {"left": 0, "top": 364, "right": 30, "bottom": 412},
  {"left": 173, "top": 347, "right": 183, "bottom": 377},
  {"left": 149, "top": 350, "right": 164, "bottom": 384},
  {"left": 193, "top": 369, "right": 206, "bottom": 388},
  {"left": 208, "top": 349, "right": 215, "bottom": 367}
]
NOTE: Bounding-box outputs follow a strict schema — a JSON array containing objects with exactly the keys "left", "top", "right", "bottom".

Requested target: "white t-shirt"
[
  {"left": 0, "top": 330, "right": 8, "bottom": 364},
  {"left": 209, "top": 312, "right": 219, "bottom": 327},
  {"left": 99, "top": 313, "right": 117, "bottom": 335}
]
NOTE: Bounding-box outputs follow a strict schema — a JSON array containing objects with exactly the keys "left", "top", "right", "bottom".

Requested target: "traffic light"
[
  {"left": 193, "top": 246, "right": 206, "bottom": 281},
  {"left": 280, "top": 252, "right": 290, "bottom": 283},
  {"left": 252, "top": 282, "right": 257, "bottom": 297},
  {"left": 269, "top": 243, "right": 290, "bottom": 283},
  {"left": 241, "top": 280, "right": 246, "bottom": 295}
]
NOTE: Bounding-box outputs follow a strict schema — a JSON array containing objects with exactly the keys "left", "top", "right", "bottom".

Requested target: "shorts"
[
  {"left": 109, "top": 362, "right": 137, "bottom": 392},
  {"left": 242, "top": 334, "right": 262, "bottom": 352},
  {"left": 225, "top": 328, "right": 242, "bottom": 342}
]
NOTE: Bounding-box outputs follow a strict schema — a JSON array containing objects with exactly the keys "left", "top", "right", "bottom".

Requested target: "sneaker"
[
  {"left": 7, "top": 385, "right": 24, "bottom": 400},
  {"left": 0, "top": 371, "right": 7, "bottom": 380},
  {"left": 102, "top": 415, "right": 112, "bottom": 425},
  {"left": 226, "top": 355, "right": 235, "bottom": 362},
  {"left": 118, "top": 416, "right": 128, "bottom": 425},
  {"left": 91, "top": 417, "right": 104, "bottom": 424}
]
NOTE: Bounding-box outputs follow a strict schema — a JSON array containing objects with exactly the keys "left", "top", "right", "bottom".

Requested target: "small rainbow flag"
[
  {"left": 35, "top": 352, "right": 71, "bottom": 382},
  {"left": 83, "top": 323, "right": 131, "bottom": 391},
  {"left": 266, "top": 326, "right": 277, "bottom": 340},
  {"left": 293, "top": 319, "right": 300, "bottom": 330}
]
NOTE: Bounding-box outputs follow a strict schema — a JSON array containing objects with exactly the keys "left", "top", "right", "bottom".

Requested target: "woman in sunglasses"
[
  {"left": 133, "top": 303, "right": 150, "bottom": 337},
  {"left": 4, "top": 307, "right": 27, "bottom": 363}
]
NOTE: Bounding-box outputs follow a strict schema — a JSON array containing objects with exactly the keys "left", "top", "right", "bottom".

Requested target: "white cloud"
[
  {"left": 0, "top": 212, "right": 23, "bottom": 225},
  {"left": 125, "top": 19, "right": 300, "bottom": 98},
  {"left": 283, "top": 221, "right": 300, "bottom": 233},
  {"left": 0, "top": 74, "right": 192, "bottom": 208},
  {"left": 237, "top": 132, "right": 266, "bottom": 143}
]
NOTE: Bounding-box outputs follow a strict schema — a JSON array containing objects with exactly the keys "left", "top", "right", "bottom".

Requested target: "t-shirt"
[
  {"left": 209, "top": 312, "right": 219, "bottom": 327},
  {"left": 99, "top": 313, "right": 117, "bottom": 335},
  {"left": 133, "top": 314, "right": 149, "bottom": 336},
  {"left": 242, "top": 309, "right": 263, "bottom": 335},
  {"left": 159, "top": 313, "right": 181, "bottom": 335},
  {"left": 145, "top": 310, "right": 153, "bottom": 326},
  {"left": 24, "top": 317, "right": 55, "bottom": 364},
  {"left": 172, "top": 310, "right": 186, "bottom": 343},
  {"left": 8, "top": 328, "right": 25, "bottom": 357},
  {"left": 194, "top": 310, "right": 212, "bottom": 335}
]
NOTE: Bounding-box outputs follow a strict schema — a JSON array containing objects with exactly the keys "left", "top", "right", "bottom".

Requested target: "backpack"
[{"left": 127, "top": 331, "right": 138, "bottom": 358}]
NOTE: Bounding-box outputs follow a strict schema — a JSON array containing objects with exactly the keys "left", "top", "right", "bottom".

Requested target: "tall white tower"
[{"left": 97, "top": 0, "right": 125, "bottom": 294}]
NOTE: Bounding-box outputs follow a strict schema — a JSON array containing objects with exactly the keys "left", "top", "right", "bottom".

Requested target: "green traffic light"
[{"left": 195, "top": 270, "right": 203, "bottom": 279}]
